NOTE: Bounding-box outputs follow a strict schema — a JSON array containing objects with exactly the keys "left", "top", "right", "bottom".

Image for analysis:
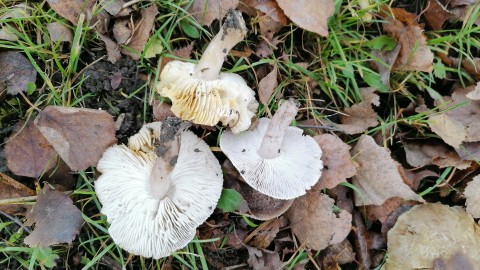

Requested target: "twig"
[{"left": 0, "top": 209, "right": 31, "bottom": 233}]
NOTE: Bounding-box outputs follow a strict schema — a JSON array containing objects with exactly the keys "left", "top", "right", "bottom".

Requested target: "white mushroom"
[
  {"left": 156, "top": 9, "right": 258, "bottom": 133},
  {"left": 220, "top": 99, "right": 323, "bottom": 200},
  {"left": 95, "top": 120, "right": 223, "bottom": 258}
]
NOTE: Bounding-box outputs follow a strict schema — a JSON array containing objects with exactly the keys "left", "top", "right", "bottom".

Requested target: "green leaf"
[
  {"left": 26, "top": 82, "right": 36, "bottom": 95},
  {"left": 362, "top": 70, "right": 388, "bottom": 93},
  {"left": 217, "top": 188, "right": 243, "bottom": 212},
  {"left": 144, "top": 37, "right": 163, "bottom": 59},
  {"left": 364, "top": 35, "right": 397, "bottom": 51},
  {"left": 179, "top": 21, "right": 200, "bottom": 39},
  {"left": 433, "top": 61, "right": 447, "bottom": 79},
  {"left": 34, "top": 246, "right": 59, "bottom": 268}
]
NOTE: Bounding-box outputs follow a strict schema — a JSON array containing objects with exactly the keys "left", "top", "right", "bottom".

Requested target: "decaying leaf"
[
  {"left": 276, "top": 0, "right": 335, "bottom": 36},
  {"left": 370, "top": 44, "right": 401, "bottom": 89},
  {"left": 0, "top": 51, "right": 37, "bottom": 95},
  {"left": 255, "top": 31, "right": 281, "bottom": 57},
  {"left": 121, "top": 5, "right": 158, "bottom": 60},
  {"left": 383, "top": 204, "right": 480, "bottom": 269},
  {"left": 46, "top": 0, "right": 95, "bottom": 25},
  {"left": 313, "top": 134, "right": 356, "bottom": 189},
  {"left": 5, "top": 121, "right": 58, "bottom": 178},
  {"left": 46, "top": 22, "right": 73, "bottom": 43},
  {"left": 99, "top": 34, "right": 121, "bottom": 63},
  {"left": 337, "top": 88, "right": 379, "bottom": 134},
  {"left": 287, "top": 192, "right": 352, "bottom": 251},
  {"left": 258, "top": 64, "right": 278, "bottom": 105},
  {"left": 424, "top": 0, "right": 454, "bottom": 30},
  {"left": 463, "top": 175, "right": 480, "bottom": 219},
  {"left": 382, "top": 8, "right": 434, "bottom": 72},
  {"left": 320, "top": 239, "right": 355, "bottom": 268},
  {"left": 365, "top": 197, "right": 419, "bottom": 223},
  {"left": 189, "top": 0, "right": 239, "bottom": 26},
  {"left": 249, "top": 217, "right": 288, "bottom": 249},
  {"left": 152, "top": 100, "right": 175, "bottom": 121},
  {"left": 34, "top": 106, "right": 117, "bottom": 171},
  {"left": 24, "top": 186, "right": 83, "bottom": 247},
  {"left": 246, "top": 246, "right": 283, "bottom": 270},
  {"left": 404, "top": 141, "right": 471, "bottom": 169},
  {"left": 465, "top": 82, "right": 480, "bottom": 100},
  {"left": 242, "top": 0, "right": 288, "bottom": 35},
  {"left": 0, "top": 172, "right": 35, "bottom": 215},
  {"left": 351, "top": 135, "right": 424, "bottom": 206},
  {"left": 100, "top": 0, "right": 127, "bottom": 16},
  {"left": 429, "top": 85, "right": 480, "bottom": 149},
  {"left": 112, "top": 19, "right": 131, "bottom": 45}
]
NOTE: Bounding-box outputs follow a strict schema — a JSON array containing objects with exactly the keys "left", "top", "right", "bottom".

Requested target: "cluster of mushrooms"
[{"left": 95, "top": 10, "right": 323, "bottom": 259}]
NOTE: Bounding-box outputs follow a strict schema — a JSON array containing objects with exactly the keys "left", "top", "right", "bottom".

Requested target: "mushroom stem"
[
  {"left": 193, "top": 9, "right": 247, "bottom": 81},
  {"left": 257, "top": 99, "right": 299, "bottom": 159}
]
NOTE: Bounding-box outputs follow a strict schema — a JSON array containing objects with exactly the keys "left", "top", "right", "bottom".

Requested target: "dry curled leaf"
[
  {"left": 34, "top": 106, "right": 117, "bottom": 171},
  {"left": 404, "top": 141, "right": 471, "bottom": 169},
  {"left": 313, "top": 134, "right": 356, "bottom": 189},
  {"left": 246, "top": 246, "right": 283, "bottom": 270},
  {"left": 121, "top": 5, "right": 158, "bottom": 60},
  {"left": 258, "top": 64, "right": 278, "bottom": 105},
  {"left": 46, "top": 22, "right": 73, "bottom": 43},
  {"left": 189, "top": 0, "right": 239, "bottom": 26},
  {"left": 383, "top": 204, "right": 480, "bottom": 269},
  {"left": 463, "top": 175, "right": 480, "bottom": 219},
  {"left": 287, "top": 192, "right": 352, "bottom": 251},
  {"left": 424, "top": 0, "right": 454, "bottom": 30},
  {"left": 5, "top": 121, "right": 58, "bottom": 178},
  {"left": 99, "top": 34, "right": 121, "bottom": 63},
  {"left": 24, "top": 186, "right": 83, "bottom": 247},
  {"left": 0, "top": 51, "right": 37, "bottom": 95},
  {"left": 351, "top": 135, "right": 424, "bottom": 206},
  {"left": 276, "top": 0, "right": 335, "bottom": 36},
  {"left": 46, "top": 0, "right": 96, "bottom": 25},
  {"left": 337, "top": 88, "right": 379, "bottom": 134},
  {"left": 0, "top": 173, "right": 35, "bottom": 215},
  {"left": 465, "top": 82, "right": 480, "bottom": 100}
]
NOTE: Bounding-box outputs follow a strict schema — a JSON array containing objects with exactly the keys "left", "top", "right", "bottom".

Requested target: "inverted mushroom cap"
[
  {"left": 156, "top": 61, "right": 258, "bottom": 133},
  {"left": 95, "top": 122, "right": 223, "bottom": 259},
  {"left": 220, "top": 118, "right": 323, "bottom": 200}
]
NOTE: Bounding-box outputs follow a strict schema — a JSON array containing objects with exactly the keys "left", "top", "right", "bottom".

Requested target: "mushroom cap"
[
  {"left": 95, "top": 122, "right": 223, "bottom": 259},
  {"left": 220, "top": 118, "right": 323, "bottom": 200},
  {"left": 156, "top": 61, "right": 258, "bottom": 133}
]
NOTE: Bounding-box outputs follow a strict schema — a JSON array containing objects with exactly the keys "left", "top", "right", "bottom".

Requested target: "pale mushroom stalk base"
[
  {"left": 193, "top": 9, "right": 247, "bottom": 81},
  {"left": 257, "top": 98, "right": 299, "bottom": 159}
]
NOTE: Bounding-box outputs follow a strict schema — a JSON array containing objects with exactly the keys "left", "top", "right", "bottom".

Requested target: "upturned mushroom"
[
  {"left": 220, "top": 99, "right": 323, "bottom": 200},
  {"left": 156, "top": 9, "right": 258, "bottom": 133},
  {"left": 95, "top": 119, "right": 223, "bottom": 258}
]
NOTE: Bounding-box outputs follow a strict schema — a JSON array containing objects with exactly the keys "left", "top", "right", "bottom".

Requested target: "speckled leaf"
[{"left": 0, "top": 51, "right": 37, "bottom": 95}]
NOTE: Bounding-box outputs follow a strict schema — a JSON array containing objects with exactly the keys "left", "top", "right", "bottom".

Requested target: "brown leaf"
[
  {"left": 249, "top": 217, "right": 288, "bottom": 249},
  {"left": 313, "top": 134, "right": 356, "bottom": 189},
  {"left": 276, "top": 0, "right": 335, "bottom": 36},
  {"left": 465, "top": 82, "right": 480, "bottom": 100},
  {"left": 258, "top": 64, "right": 278, "bottom": 105},
  {"left": 370, "top": 44, "right": 401, "bottom": 89},
  {"left": 0, "top": 173, "right": 35, "bottom": 215},
  {"left": 24, "top": 186, "right": 83, "bottom": 247},
  {"left": 159, "top": 42, "right": 195, "bottom": 70},
  {"left": 100, "top": 0, "right": 126, "bottom": 16},
  {"left": 112, "top": 19, "right": 132, "bottom": 45},
  {"left": 110, "top": 71, "right": 122, "bottom": 90},
  {"left": 382, "top": 8, "right": 434, "bottom": 72},
  {"left": 429, "top": 85, "right": 480, "bottom": 148},
  {"left": 464, "top": 175, "right": 480, "bottom": 219},
  {"left": 351, "top": 135, "right": 424, "bottom": 206},
  {"left": 46, "top": 22, "right": 73, "bottom": 43},
  {"left": 320, "top": 240, "right": 355, "bottom": 268},
  {"left": 384, "top": 204, "right": 480, "bottom": 269},
  {"left": 287, "top": 192, "right": 351, "bottom": 251},
  {"left": 255, "top": 31, "right": 281, "bottom": 57},
  {"left": 337, "top": 88, "right": 379, "bottom": 134},
  {"left": 365, "top": 197, "right": 419, "bottom": 223},
  {"left": 404, "top": 141, "right": 471, "bottom": 169},
  {"left": 5, "top": 121, "right": 58, "bottom": 178},
  {"left": 243, "top": 0, "right": 288, "bottom": 25},
  {"left": 121, "top": 5, "right": 158, "bottom": 60},
  {"left": 46, "top": 0, "right": 96, "bottom": 25},
  {"left": 34, "top": 106, "right": 117, "bottom": 171},
  {"left": 99, "top": 34, "right": 121, "bottom": 63},
  {"left": 424, "top": 0, "right": 454, "bottom": 30},
  {"left": 189, "top": 0, "right": 239, "bottom": 26},
  {"left": 152, "top": 100, "right": 175, "bottom": 121},
  {"left": 0, "top": 51, "right": 37, "bottom": 95},
  {"left": 246, "top": 246, "right": 283, "bottom": 270}
]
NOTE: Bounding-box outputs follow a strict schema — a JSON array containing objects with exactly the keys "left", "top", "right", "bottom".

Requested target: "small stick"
[{"left": 0, "top": 209, "right": 32, "bottom": 233}]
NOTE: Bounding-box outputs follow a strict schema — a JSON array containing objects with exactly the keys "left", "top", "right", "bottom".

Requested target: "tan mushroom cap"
[
  {"left": 220, "top": 118, "right": 323, "bottom": 200},
  {"left": 95, "top": 122, "right": 223, "bottom": 258},
  {"left": 156, "top": 61, "right": 258, "bottom": 133}
]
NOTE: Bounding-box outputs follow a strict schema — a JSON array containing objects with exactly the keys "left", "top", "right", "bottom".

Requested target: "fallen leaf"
[
  {"left": 384, "top": 204, "right": 480, "bottom": 269},
  {"left": 5, "top": 121, "right": 58, "bottom": 178},
  {"left": 320, "top": 239, "right": 355, "bottom": 268},
  {"left": 246, "top": 246, "right": 283, "bottom": 270},
  {"left": 337, "top": 88, "right": 379, "bottom": 134},
  {"left": 313, "top": 134, "right": 356, "bottom": 189},
  {"left": 44, "top": 160, "right": 76, "bottom": 191},
  {"left": 24, "top": 186, "right": 83, "bottom": 247},
  {"left": 46, "top": 0, "right": 96, "bottom": 25},
  {"left": 249, "top": 217, "right": 288, "bottom": 249},
  {"left": 243, "top": 0, "right": 288, "bottom": 25},
  {"left": 110, "top": 71, "right": 122, "bottom": 90},
  {"left": 255, "top": 31, "right": 281, "bottom": 57},
  {"left": 99, "top": 34, "right": 121, "bottom": 63},
  {"left": 464, "top": 175, "right": 480, "bottom": 219},
  {"left": 0, "top": 3, "right": 31, "bottom": 20},
  {"left": 258, "top": 64, "right": 278, "bottom": 105},
  {"left": 465, "top": 82, "right": 480, "bottom": 100},
  {"left": 188, "top": 0, "right": 239, "bottom": 26},
  {"left": 370, "top": 44, "right": 401, "bottom": 89},
  {"left": 287, "top": 192, "right": 351, "bottom": 251},
  {"left": 382, "top": 8, "right": 434, "bottom": 72},
  {"left": 404, "top": 141, "right": 471, "bottom": 169},
  {"left": 100, "top": 0, "right": 126, "bottom": 16},
  {"left": 0, "top": 172, "right": 35, "bottom": 215},
  {"left": 351, "top": 135, "right": 424, "bottom": 206},
  {"left": 424, "top": 0, "right": 454, "bottom": 30},
  {"left": 365, "top": 197, "right": 418, "bottom": 223},
  {"left": 0, "top": 28, "right": 18, "bottom": 41},
  {"left": 34, "top": 106, "right": 117, "bottom": 171},
  {"left": 46, "top": 22, "right": 73, "bottom": 43},
  {"left": 0, "top": 51, "right": 37, "bottom": 95},
  {"left": 121, "top": 5, "right": 158, "bottom": 60},
  {"left": 112, "top": 19, "right": 131, "bottom": 45},
  {"left": 429, "top": 85, "right": 480, "bottom": 148},
  {"left": 152, "top": 100, "right": 175, "bottom": 121},
  {"left": 276, "top": 0, "right": 335, "bottom": 36}
]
